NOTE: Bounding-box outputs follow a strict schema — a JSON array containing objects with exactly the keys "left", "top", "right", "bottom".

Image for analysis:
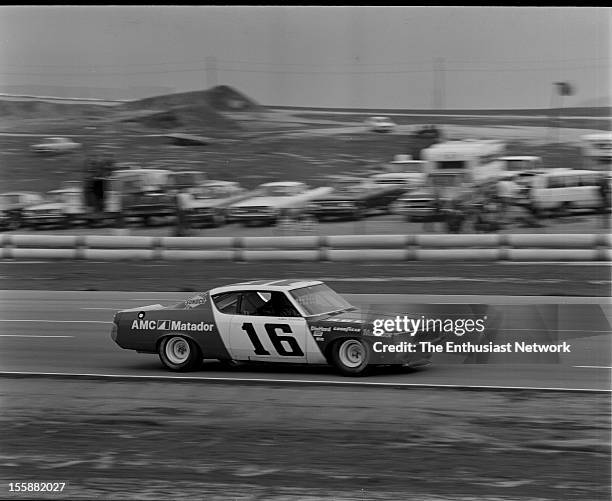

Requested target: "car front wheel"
[
  {"left": 331, "top": 338, "right": 370, "bottom": 376},
  {"left": 158, "top": 335, "right": 201, "bottom": 371}
]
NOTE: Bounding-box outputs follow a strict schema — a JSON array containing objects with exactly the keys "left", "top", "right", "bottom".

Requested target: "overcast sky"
[{"left": 0, "top": 6, "right": 609, "bottom": 108}]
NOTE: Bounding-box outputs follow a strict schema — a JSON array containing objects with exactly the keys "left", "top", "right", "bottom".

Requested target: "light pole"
[{"left": 548, "top": 81, "right": 574, "bottom": 143}]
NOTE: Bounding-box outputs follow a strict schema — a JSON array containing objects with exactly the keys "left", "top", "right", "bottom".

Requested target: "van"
[{"left": 522, "top": 168, "right": 607, "bottom": 214}]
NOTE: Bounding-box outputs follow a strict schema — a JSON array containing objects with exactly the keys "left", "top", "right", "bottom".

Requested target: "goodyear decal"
[{"left": 131, "top": 319, "right": 214, "bottom": 332}]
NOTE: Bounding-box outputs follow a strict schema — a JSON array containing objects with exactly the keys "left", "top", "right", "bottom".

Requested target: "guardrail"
[{"left": 1, "top": 234, "right": 610, "bottom": 261}]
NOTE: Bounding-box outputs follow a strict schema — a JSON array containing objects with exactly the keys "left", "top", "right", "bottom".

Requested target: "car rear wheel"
[
  {"left": 158, "top": 335, "right": 201, "bottom": 371},
  {"left": 331, "top": 338, "right": 370, "bottom": 376}
]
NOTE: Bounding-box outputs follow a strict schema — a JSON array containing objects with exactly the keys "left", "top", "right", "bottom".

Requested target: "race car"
[{"left": 111, "top": 280, "right": 442, "bottom": 376}]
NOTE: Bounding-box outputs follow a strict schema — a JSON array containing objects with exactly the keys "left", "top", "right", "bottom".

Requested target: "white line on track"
[
  {"left": 80, "top": 308, "right": 118, "bottom": 311},
  {"left": 572, "top": 365, "right": 612, "bottom": 369},
  {"left": 0, "top": 319, "right": 110, "bottom": 324},
  {"left": 0, "top": 334, "right": 74, "bottom": 338},
  {"left": 0, "top": 371, "right": 608, "bottom": 392}
]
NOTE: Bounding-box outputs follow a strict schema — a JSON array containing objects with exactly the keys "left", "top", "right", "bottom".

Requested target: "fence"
[{"left": 0, "top": 234, "right": 610, "bottom": 261}]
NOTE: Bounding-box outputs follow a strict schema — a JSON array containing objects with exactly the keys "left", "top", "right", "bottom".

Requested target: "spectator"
[
  {"left": 174, "top": 188, "right": 193, "bottom": 236},
  {"left": 597, "top": 175, "right": 611, "bottom": 228},
  {"left": 516, "top": 183, "right": 544, "bottom": 228},
  {"left": 496, "top": 174, "right": 520, "bottom": 224}
]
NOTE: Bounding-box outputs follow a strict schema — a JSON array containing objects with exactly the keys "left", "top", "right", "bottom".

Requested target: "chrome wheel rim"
[
  {"left": 165, "top": 337, "right": 190, "bottom": 365},
  {"left": 338, "top": 340, "right": 366, "bottom": 368}
]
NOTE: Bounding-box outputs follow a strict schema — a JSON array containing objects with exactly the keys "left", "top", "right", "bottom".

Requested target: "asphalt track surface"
[{"left": 1, "top": 290, "right": 609, "bottom": 392}]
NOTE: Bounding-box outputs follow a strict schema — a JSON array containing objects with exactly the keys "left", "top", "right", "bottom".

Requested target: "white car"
[
  {"left": 228, "top": 181, "right": 332, "bottom": 226},
  {"left": 366, "top": 116, "right": 396, "bottom": 133},
  {"left": 30, "top": 137, "right": 82, "bottom": 154}
]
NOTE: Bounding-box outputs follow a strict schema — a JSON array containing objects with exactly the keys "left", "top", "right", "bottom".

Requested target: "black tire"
[
  {"left": 158, "top": 335, "right": 202, "bottom": 372},
  {"left": 143, "top": 215, "right": 153, "bottom": 227},
  {"left": 352, "top": 206, "right": 365, "bottom": 221},
  {"left": 212, "top": 212, "right": 226, "bottom": 228},
  {"left": 330, "top": 338, "right": 371, "bottom": 376},
  {"left": 557, "top": 202, "right": 571, "bottom": 218},
  {"left": 7, "top": 214, "right": 20, "bottom": 231}
]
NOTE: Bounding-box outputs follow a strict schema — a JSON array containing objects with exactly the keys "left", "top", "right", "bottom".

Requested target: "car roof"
[
  {"left": 201, "top": 180, "right": 237, "bottom": 187},
  {"left": 372, "top": 172, "right": 420, "bottom": 178},
  {"left": 499, "top": 156, "right": 541, "bottom": 161},
  {"left": 210, "top": 279, "right": 323, "bottom": 295},
  {"left": 112, "top": 169, "right": 171, "bottom": 175},
  {"left": 260, "top": 181, "right": 304, "bottom": 187},
  {"left": 534, "top": 168, "right": 601, "bottom": 176},
  {"left": 582, "top": 132, "right": 612, "bottom": 141},
  {"left": 1, "top": 191, "right": 40, "bottom": 196}
]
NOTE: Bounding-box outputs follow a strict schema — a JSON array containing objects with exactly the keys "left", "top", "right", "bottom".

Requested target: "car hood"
[
  {"left": 230, "top": 196, "right": 291, "bottom": 208},
  {"left": 307, "top": 308, "right": 415, "bottom": 336},
  {"left": 25, "top": 203, "right": 65, "bottom": 211},
  {"left": 188, "top": 198, "right": 223, "bottom": 209}
]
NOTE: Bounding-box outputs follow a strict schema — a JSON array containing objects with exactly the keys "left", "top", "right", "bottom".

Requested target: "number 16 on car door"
[{"left": 229, "top": 316, "right": 308, "bottom": 362}]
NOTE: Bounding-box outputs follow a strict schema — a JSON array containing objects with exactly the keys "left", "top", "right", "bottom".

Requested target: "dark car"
[
  {"left": 111, "top": 280, "right": 442, "bottom": 376},
  {"left": 306, "top": 178, "right": 406, "bottom": 221},
  {"left": 0, "top": 192, "right": 44, "bottom": 230}
]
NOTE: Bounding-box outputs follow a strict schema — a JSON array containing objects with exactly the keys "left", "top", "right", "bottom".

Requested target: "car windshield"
[
  {"left": 117, "top": 172, "right": 168, "bottom": 192},
  {"left": 289, "top": 283, "right": 354, "bottom": 316},
  {"left": 45, "top": 192, "right": 66, "bottom": 203},
  {"left": 430, "top": 173, "right": 462, "bottom": 187},
  {"left": 506, "top": 160, "right": 535, "bottom": 171},
  {"left": 194, "top": 185, "right": 226, "bottom": 199},
  {"left": 386, "top": 164, "right": 423, "bottom": 174},
  {"left": 1, "top": 194, "right": 22, "bottom": 205},
  {"left": 173, "top": 172, "right": 205, "bottom": 186},
  {"left": 263, "top": 185, "right": 299, "bottom": 197}
]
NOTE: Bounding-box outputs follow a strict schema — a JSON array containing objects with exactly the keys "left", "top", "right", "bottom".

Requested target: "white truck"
[
  {"left": 396, "top": 139, "right": 507, "bottom": 220},
  {"left": 581, "top": 132, "right": 612, "bottom": 171}
]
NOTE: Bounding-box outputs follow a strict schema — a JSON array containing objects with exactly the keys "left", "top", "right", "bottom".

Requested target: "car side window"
[
  {"left": 239, "top": 291, "right": 268, "bottom": 316},
  {"left": 239, "top": 291, "right": 300, "bottom": 317},
  {"left": 211, "top": 291, "right": 240, "bottom": 314}
]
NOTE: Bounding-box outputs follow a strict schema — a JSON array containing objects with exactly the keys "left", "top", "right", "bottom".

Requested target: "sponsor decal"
[
  {"left": 310, "top": 326, "right": 331, "bottom": 333},
  {"left": 185, "top": 295, "right": 207, "bottom": 308},
  {"left": 331, "top": 326, "right": 361, "bottom": 333},
  {"left": 130, "top": 319, "right": 214, "bottom": 332}
]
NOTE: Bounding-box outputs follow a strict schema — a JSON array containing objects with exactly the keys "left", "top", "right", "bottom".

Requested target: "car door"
[{"left": 228, "top": 291, "right": 309, "bottom": 363}]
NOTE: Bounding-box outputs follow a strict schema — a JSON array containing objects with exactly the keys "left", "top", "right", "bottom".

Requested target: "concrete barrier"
[
  {"left": 10, "top": 248, "right": 78, "bottom": 260},
  {"left": 160, "top": 236, "right": 235, "bottom": 249},
  {"left": 0, "top": 233, "right": 609, "bottom": 262},
  {"left": 159, "top": 250, "right": 235, "bottom": 261},
  {"left": 415, "top": 234, "right": 501, "bottom": 248},
  {"left": 414, "top": 248, "right": 502, "bottom": 261},
  {"left": 81, "top": 249, "right": 156, "bottom": 261},
  {"left": 84, "top": 235, "right": 156, "bottom": 249},
  {"left": 507, "top": 234, "right": 604, "bottom": 249},
  {"left": 241, "top": 250, "right": 321, "bottom": 261}
]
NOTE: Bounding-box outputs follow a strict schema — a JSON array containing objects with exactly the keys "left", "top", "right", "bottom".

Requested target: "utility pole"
[
  {"left": 205, "top": 56, "right": 217, "bottom": 89},
  {"left": 432, "top": 57, "right": 446, "bottom": 110}
]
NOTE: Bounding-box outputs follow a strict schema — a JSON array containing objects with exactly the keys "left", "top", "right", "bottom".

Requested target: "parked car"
[
  {"left": 395, "top": 171, "right": 470, "bottom": 221},
  {"left": 365, "top": 116, "right": 396, "bottom": 133},
  {"left": 21, "top": 187, "right": 86, "bottom": 229},
  {"left": 0, "top": 191, "right": 44, "bottom": 230},
  {"left": 516, "top": 168, "right": 608, "bottom": 215},
  {"left": 306, "top": 176, "right": 406, "bottom": 221},
  {"left": 184, "top": 181, "right": 251, "bottom": 227},
  {"left": 228, "top": 181, "right": 332, "bottom": 226},
  {"left": 30, "top": 137, "right": 82, "bottom": 154}
]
